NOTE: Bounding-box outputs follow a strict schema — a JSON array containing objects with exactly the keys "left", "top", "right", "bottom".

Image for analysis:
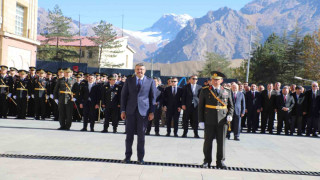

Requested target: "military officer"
[
  {"left": 27, "top": 66, "right": 37, "bottom": 117},
  {"left": 8, "top": 67, "right": 18, "bottom": 116},
  {"left": 72, "top": 74, "right": 83, "bottom": 122},
  {"left": 198, "top": 73, "right": 234, "bottom": 169},
  {"left": 0, "top": 65, "right": 14, "bottom": 118},
  {"left": 101, "top": 75, "right": 121, "bottom": 133},
  {"left": 53, "top": 68, "right": 78, "bottom": 130},
  {"left": 13, "top": 70, "right": 30, "bottom": 119},
  {"left": 45, "top": 71, "right": 54, "bottom": 118},
  {"left": 51, "top": 68, "right": 64, "bottom": 121},
  {"left": 33, "top": 69, "right": 48, "bottom": 120}
]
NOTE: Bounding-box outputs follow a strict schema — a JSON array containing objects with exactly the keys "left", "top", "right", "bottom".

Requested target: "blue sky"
[{"left": 39, "top": 0, "right": 253, "bottom": 31}]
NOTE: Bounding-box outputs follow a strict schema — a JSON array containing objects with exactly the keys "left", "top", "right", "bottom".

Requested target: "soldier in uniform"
[
  {"left": 51, "top": 68, "right": 64, "bottom": 121},
  {"left": 101, "top": 75, "right": 121, "bottom": 133},
  {"left": 8, "top": 67, "right": 18, "bottom": 116},
  {"left": 45, "top": 71, "right": 54, "bottom": 118},
  {"left": 32, "top": 69, "right": 48, "bottom": 120},
  {"left": 198, "top": 73, "right": 234, "bottom": 169},
  {"left": 0, "top": 65, "right": 14, "bottom": 118},
  {"left": 53, "top": 68, "right": 78, "bottom": 130},
  {"left": 72, "top": 74, "right": 83, "bottom": 122},
  {"left": 13, "top": 70, "right": 30, "bottom": 119},
  {"left": 27, "top": 66, "right": 37, "bottom": 117}
]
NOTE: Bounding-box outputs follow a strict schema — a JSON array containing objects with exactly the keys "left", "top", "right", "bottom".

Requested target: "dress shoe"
[
  {"left": 35, "top": 117, "right": 40, "bottom": 120},
  {"left": 155, "top": 132, "right": 160, "bottom": 136},
  {"left": 216, "top": 161, "right": 227, "bottom": 169},
  {"left": 306, "top": 133, "right": 310, "bottom": 137},
  {"left": 174, "top": 134, "right": 178, "bottom": 137},
  {"left": 234, "top": 137, "right": 240, "bottom": 141},
  {"left": 260, "top": 131, "right": 265, "bottom": 134},
  {"left": 80, "top": 128, "right": 87, "bottom": 131},
  {"left": 113, "top": 130, "right": 117, "bottom": 133},
  {"left": 276, "top": 132, "right": 281, "bottom": 135},
  {"left": 201, "top": 162, "right": 211, "bottom": 168},
  {"left": 121, "top": 158, "right": 131, "bottom": 164},
  {"left": 226, "top": 135, "right": 230, "bottom": 140},
  {"left": 65, "top": 128, "right": 70, "bottom": 131},
  {"left": 101, "top": 129, "right": 108, "bottom": 133},
  {"left": 145, "top": 132, "right": 150, "bottom": 135},
  {"left": 181, "top": 134, "right": 187, "bottom": 138},
  {"left": 166, "top": 133, "right": 170, "bottom": 137},
  {"left": 194, "top": 134, "right": 200, "bottom": 138},
  {"left": 313, "top": 133, "right": 319, "bottom": 137},
  {"left": 90, "top": 129, "right": 94, "bottom": 132},
  {"left": 137, "top": 160, "right": 145, "bottom": 165},
  {"left": 57, "top": 127, "right": 65, "bottom": 130},
  {"left": 269, "top": 131, "right": 273, "bottom": 134}
]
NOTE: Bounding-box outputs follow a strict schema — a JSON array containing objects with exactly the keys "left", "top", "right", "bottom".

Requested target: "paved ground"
[{"left": 0, "top": 118, "right": 319, "bottom": 180}]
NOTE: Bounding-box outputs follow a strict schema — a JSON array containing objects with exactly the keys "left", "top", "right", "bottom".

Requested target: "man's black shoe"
[
  {"left": 166, "top": 133, "right": 170, "bottom": 137},
  {"left": 113, "top": 130, "right": 117, "bottom": 133},
  {"left": 201, "top": 162, "right": 211, "bottom": 168},
  {"left": 226, "top": 135, "right": 230, "bottom": 140},
  {"left": 80, "top": 128, "right": 87, "bottom": 131},
  {"left": 121, "top": 158, "right": 131, "bottom": 164},
  {"left": 57, "top": 127, "right": 65, "bottom": 130},
  {"left": 313, "top": 133, "right": 319, "bottom": 137},
  {"left": 216, "top": 161, "right": 227, "bottom": 169},
  {"left": 181, "top": 134, "right": 187, "bottom": 138},
  {"left": 306, "top": 133, "right": 310, "bottom": 137},
  {"left": 65, "top": 128, "right": 70, "bottom": 131},
  {"left": 145, "top": 132, "right": 150, "bottom": 135},
  {"left": 90, "top": 129, "right": 94, "bottom": 132},
  {"left": 194, "top": 134, "right": 200, "bottom": 138},
  {"left": 101, "top": 129, "right": 108, "bottom": 133},
  {"left": 234, "top": 137, "right": 240, "bottom": 141},
  {"left": 174, "top": 134, "right": 178, "bottom": 137},
  {"left": 137, "top": 160, "right": 145, "bottom": 165},
  {"left": 155, "top": 132, "right": 160, "bottom": 136},
  {"left": 269, "top": 131, "right": 273, "bottom": 134}
]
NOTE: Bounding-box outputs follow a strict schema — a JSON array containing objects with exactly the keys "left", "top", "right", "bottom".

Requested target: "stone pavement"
[{"left": 0, "top": 118, "right": 319, "bottom": 180}]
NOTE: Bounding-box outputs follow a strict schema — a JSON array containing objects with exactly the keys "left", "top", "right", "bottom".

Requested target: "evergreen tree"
[
  {"left": 89, "top": 21, "right": 123, "bottom": 72},
  {"left": 198, "top": 52, "right": 231, "bottom": 78},
  {"left": 37, "top": 5, "right": 78, "bottom": 62}
]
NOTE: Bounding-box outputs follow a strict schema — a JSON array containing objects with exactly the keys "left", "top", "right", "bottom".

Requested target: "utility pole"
[
  {"left": 121, "top": 14, "right": 124, "bottom": 37},
  {"left": 79, "top": 14, "right": 82, "bottom": 63},
  {"left": 151, "top": 59, "right": 154, "bottom": 78},
  {"left": 246, "top": 25, "right": 254, "bottom": 83}
]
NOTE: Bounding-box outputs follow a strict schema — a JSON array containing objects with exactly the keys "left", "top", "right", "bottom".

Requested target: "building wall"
[{"left": 0, "top": 0, "right": 39, "bottom": 67}]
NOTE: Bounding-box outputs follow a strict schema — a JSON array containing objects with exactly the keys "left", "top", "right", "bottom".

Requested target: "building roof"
[{"left": 37, "top": 35, "right": 123, "bottom": 47}]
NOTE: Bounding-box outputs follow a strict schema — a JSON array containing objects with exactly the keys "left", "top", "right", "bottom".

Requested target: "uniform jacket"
[
  {"left": 101, "top": 83, "right": 121, "bottom": 108},
  {"left": 13, "top": 78, "right": 31, "bottom": 98},
  {"left": 53, "top": 77, "right": 78, "bottom": 104}
]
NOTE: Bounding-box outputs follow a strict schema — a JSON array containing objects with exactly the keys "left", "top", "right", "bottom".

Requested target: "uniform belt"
[
  {"left": 35, "top": 88, "right": 46, "bottom": 91},
  {"left": 17, "top": 88, "right": 28, "bottom": 91},
  {"left": 60, "top": 91, "right": 73, "bottom": 94},
  {"left": 205, "top": 105, "right": 227, "bottom": 109},
  {"left": 0, "top": 85, "right": 9, "bottom": 88}
]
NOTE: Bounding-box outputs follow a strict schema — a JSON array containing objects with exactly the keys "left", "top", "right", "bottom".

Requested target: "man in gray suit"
[
  {"left": 120, "top": 63, "right": 156, "bottom": 165},
  {"left": 227, "top": 83, "right": 245, "bottom": 140},
  {"left": 182, "top": 75, "right": 202, "bottom": 138}
]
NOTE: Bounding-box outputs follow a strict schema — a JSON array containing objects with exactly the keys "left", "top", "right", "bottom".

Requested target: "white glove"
[
  {"left": 55, "top": 99, "right": 59, "bottom": 104},
  {"left": 50, "top": 94, "right": 54, "bottom": 99},
  {"left": 31, "top": 94, "right": 34, "bottom": 99},
  {"left": 13, "top": 95, "right": 16, "bottom": 99},
  {"left": 27, "top": 96, "right": 30, "bottom": 99},
  {"left": 199, "top": 122, "right": 205, "bottom": 129},
  {"left": 72, "top": 98, "right": 76, "bottom": 102},
  {"left": 227, "top": 115, "right": 233, "bottom": 122},
  {"left": 8, "top": 93, "right": 12, "bottom": 97},
  {"left": 46, "top": 95, "right": 49, "bottom": 100}
]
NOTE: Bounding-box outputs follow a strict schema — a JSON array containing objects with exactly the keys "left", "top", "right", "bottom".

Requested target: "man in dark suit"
[
  {"left": 199, "top": 73, "right": 234, "bottom": 169},
  {"left": 0, "top": 65, "right": 14, "bottom": 119},
  {"left": 303, "top": 82, "right": 320, "bottom": 137},
  {"left": 227, "top": 83, "right": 245, "bottom": 140},
  {"left": 245, "top": 84, "right": 261, "bottom": 133},
  {"left": 181, "top": 75, "right": 202, "bottom": 138},
  {"left": 79, "top": 74, "right": 100, "bottom": 132},
  {"left": 276, "top": 86, "right": 295, "bottom": 135},
  {"left": 291, "top": 86, "right": 305, "bottom": 136},
  {"left": 163, "top": 77, "right": 183, "bottom": 137},
  {"left": 146, "top": 77, "right": 164, "bottom": 136},
  {"left": 101, "top": 75, "right": 121, "bottom": 133},
  {"left": 260, "top": 83, "right": 277, "bottom": 134},
  {"left": 120, "top": 63, "right": 156, "bottom": 165}
]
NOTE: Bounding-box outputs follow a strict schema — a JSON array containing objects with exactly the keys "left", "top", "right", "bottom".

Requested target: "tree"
[
  {"left": 198, "top": 52, "right": 231, "bottom": 78},
  {"left": 37, "top": 5, "right": 78, "bottom": 62},
  {"left": 89, "top": 21, "right": 123, "bottom": 72}
]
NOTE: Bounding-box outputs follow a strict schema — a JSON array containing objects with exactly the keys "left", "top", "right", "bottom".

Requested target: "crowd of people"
[{"left": 0, "top": 65, "right": 319, "bottom": 138}]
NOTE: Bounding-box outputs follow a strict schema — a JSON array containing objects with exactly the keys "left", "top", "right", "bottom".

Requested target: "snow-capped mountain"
[{"left": 124, "top": 13, "right": 193, "bottom": 46}]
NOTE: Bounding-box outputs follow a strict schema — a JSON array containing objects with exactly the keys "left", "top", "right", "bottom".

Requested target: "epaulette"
[{"left": 202, "top": 86, "right": 209, "bottom": 89}]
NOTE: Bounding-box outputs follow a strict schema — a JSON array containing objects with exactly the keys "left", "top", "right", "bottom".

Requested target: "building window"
[
  {"left": 88, "top": 50, "right": 93, "bottom": 58},
  {"left": 15, "top": 4, "right": 25, "bottom": 36},
  {"left": 80, "top": 50, "right": 85, "bottom": 57}
]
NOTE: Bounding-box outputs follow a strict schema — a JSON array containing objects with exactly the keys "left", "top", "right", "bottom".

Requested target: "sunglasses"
[
  {"left": 192, "top": 78, "right": 198, "bottom": 80},
  {"left": 171, "top": 81, "right": 177, "bottom": 82}
]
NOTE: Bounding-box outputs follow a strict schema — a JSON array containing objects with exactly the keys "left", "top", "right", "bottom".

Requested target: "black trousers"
[
  {"left": 306, "top": 115, "right": 319, "bottom": 134},
  {"left": 83, "top": 101, "right": 97, "bottom": 130},
  {"left": 166, "top": 109, "right": 180, "bottom": 134},
  {"left": 203, "top": 121, "right": 228, "bottom": 164},
  {"left": 277, "top": 112, "right": 290, "bottom": 134},
  {"left": 16, "top": 97, "right": 27, "bottom": 119},
  {"left": 0, "top": 94, "right": 8, "bottom": 118},
  {"left": 182, "top": 105, "right": 198, "bottom": 135},
  {"left": 247, "top": 109, "right": 259, "bottom": 132},
  {"left": 27, "top": 98, "right": 35, "bottom": 117},
  {"left": 58, "top": 101, "right": 73, "bottom": 129},
  {"left": 291, "top": 115, "right": 303, "bottom": 135},
  {"left": 146, "top": 106, "right": 162, "bottom": 134},
  {"left": 35, "top": 97, "right": 46, "bottom": 119},
  {"left": 261, "top": 108, "right": 275, "bottom": 132},
  {"left": 104, "top": 107, "right": 120, "bottom": 129}
]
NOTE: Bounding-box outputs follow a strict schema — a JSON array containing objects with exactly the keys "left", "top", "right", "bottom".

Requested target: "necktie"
[
  {"left": 234, "top": 92, "right": 237, "bottom": 102},
  {"left": 252, "top": 92, "right": 255, "bottom": 98},
  {"left": 173, "top": 87, "right": 176, "bottom": 96},
  {"left": 313, "top": 92, "right": 316, "bottom": 99},
  {"left": 137, "top": 79, "right": 141, "bottom": 92},
  {"left": 284, "top": 95, "right": 286, "bottom": 103}
]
